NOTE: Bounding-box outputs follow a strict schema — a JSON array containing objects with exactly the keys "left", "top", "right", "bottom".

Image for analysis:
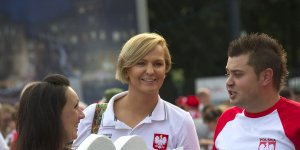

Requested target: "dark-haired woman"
[{"left": 15, "top": 74, "right": 85, "bottom": 150}]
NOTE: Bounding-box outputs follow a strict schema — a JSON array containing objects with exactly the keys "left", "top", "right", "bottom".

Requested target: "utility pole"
[{"left": 228, "top": 0, "right": 241, "bottom": 40}]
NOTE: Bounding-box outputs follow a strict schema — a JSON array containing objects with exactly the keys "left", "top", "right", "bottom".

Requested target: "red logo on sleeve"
[
  {"left": 153, "top": 133, "right": 168, "bottom": 150},
  {"left": 258, "top": 138, "right": 276, "bottom": 150}
]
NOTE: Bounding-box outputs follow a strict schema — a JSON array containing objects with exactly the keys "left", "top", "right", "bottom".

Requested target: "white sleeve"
[
  {"left": 73, "top": 103, "right": 97, "bottom": 147},
  {"left": 0, "top": 132, "right": 9, "bottom": 150},
  {"left": 176, "top": 113, "right": 201, "bottom": 150}
]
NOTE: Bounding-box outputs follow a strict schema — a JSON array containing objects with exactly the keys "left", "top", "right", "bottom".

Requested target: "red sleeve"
[
  {"left": 212, "top": 107, "right": 242, "bottom": 150},
  {"left": 277, "top": 98, "right": 300, "bottom": 150}
]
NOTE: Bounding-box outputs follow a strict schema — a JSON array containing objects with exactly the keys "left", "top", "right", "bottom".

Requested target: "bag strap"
[{"left": 91, "top": 103, "right": 108, "bottom": 134}]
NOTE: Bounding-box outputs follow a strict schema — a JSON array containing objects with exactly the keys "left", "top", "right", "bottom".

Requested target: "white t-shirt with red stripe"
[{"left": 213, "top": 97, "right": 300, "bottom": 150}]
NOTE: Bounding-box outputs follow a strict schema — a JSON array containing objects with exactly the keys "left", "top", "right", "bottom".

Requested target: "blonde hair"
[{"left": 115, "top": 33, "right": 172, "bottom": 84}]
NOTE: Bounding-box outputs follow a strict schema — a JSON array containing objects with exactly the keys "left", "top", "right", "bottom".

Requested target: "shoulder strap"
[{"left": 91, "top": 103, "right": 108, "bottom": 134}]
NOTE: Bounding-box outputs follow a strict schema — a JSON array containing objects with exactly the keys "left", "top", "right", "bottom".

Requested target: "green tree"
[{"left": 148, "top": 0, "right": 300, "bottom": 103}]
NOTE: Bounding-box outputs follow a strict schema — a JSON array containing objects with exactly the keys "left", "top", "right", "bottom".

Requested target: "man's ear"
[{"left": 260, "top": 68, "right": 273, "bottom": 86}]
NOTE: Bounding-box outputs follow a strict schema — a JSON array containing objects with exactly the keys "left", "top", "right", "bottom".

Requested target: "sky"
[{"left": 0, "top": 0, "right": 72, "bottom": 26}]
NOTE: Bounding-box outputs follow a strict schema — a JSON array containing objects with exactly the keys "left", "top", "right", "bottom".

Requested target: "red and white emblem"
[
  {"left": 153, "top": 133, "right": 168, "bottom": 150},
  {"left": 258, "top": 138, "right": 276, "bottom": 150}
]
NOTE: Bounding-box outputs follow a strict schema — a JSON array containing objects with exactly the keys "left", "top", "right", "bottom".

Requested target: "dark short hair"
[
  {"left": 16, "top": 74, "right": 70, "bottom": 150},
  {"left": 202, "top": 105, "right": 222, "bottom": 123},
  {"left": 228, "top": 33, "right": 288, "bottom": 91}
]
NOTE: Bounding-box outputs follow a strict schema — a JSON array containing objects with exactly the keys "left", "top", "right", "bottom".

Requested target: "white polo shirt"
[{"left": 74, "top": 91, "right": 200, "bottom": 150}]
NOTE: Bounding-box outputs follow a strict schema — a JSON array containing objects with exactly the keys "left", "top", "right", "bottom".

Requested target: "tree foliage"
[{"left": 148, "top": 0, "right": 300, "bottom": 102}]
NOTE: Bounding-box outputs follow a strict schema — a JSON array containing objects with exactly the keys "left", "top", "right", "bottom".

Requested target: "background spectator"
[{"left": 280, "top": 87, "right": 295, "bottom": 100}]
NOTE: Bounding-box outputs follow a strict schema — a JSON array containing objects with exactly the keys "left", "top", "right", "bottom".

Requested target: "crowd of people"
[
  {"left": 175, "top": 88, "right": 230, "bottom": 150},
  {"left": 0, "top": 32, "right": 300, "bottom": 150},
  {"left": 0, "top": 102, "right": 18, "bottom": 150}
]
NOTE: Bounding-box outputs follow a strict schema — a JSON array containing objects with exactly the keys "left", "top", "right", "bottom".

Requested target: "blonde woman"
[{"left": 74, "top": 33, "right": 200, "bottom": 150}]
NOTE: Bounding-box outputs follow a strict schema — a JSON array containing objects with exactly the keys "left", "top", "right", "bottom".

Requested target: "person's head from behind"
[
  {"left": 294, "top": 89, "right": 300, "bottom": 103},
  {"left": 0, "top": 103, "right": 16, "bottom": 137},
  {"left": 16, "top": 74, "right": 85, "bottom": 150},
  {"left": 279, "top": 87, "right": 295, "bottom": 100},
  {"left": 115, "top": 33, "right": 172, "bottom": 92},
  {"left": 226, "top": 33, "right": 288, "bottom": 109},
  {"left": 202, "top": 105, "right": 222, "bottom": 132},
  {"left": 196, "top": 87, "right": 211, "bottom": 106}
]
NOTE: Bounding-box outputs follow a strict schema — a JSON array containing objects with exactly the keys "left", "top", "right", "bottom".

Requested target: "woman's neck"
[{"left": 113, "top": 90, "right": 159, "bottom": 128}]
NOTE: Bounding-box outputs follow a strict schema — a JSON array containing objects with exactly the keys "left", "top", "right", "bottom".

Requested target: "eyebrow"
[
  {"left": 226, "top": 68, "right": 244, "bottom": 74},
  {"left": 140, "top": 58, "right": 164, "bottom": 62},
  {"left": 231, "top": 69, "right": 243, "bottom": 72}
]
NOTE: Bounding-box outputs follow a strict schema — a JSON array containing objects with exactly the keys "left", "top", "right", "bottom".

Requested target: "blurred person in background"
[
  {"left": 181, "top": 95, "right": 201, "bottom": 119},
  {"left": 196, "top": 88, "right": 212, "bottom": 112},
  {"left": 294, "top": 89, "right": 300, "bottom": 103},
  {"left": 176, "top": 95, "right": 210, "bottom": 145},
  {"left": 0, "top": 103, "right": 9, "bottom": 150},
  {"left": 74, "top": 33, "right": 200, "bottom": 150},
  {"left": 0, "top": 103, "right": 16, "bottom": 147},
  {"left": 213, "top": 33, "right": 300, "bottom": 150},
  {"left": 15, "top": 74, "right": 85, "bottom": 150},
  {"left": 215, "top": 100, "right": 231, "bottom": 113},
  {"left": 279, "top": 86, "right": 296, "bottom": 100},
  {"left": 175, "top": 96, "right": 187, "bottom": 109},
  {"left": 4, "top": 103, "right": 18, "bottom": 148},
  {"left": 200, "top": 105, "right": 222, "bottom": 150},
  {"left": 101, "top": 87, "right": 124, "bottom": 103}
]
